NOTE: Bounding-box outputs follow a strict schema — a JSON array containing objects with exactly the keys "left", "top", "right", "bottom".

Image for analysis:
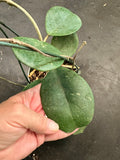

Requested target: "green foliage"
[
  {"left": 12, "top": 37, "right": 64, "bottom": 71},
  {"left": 0, "top": 5, "right": 94, "bottom": 135},
  {"left": 46, "top": 6, "right": 82, "bottom": 36},
  {"left": 40, "top": 67, "right": 94, "bottom": 133},
  {"left": 23, "top": 79, "right": 42, "bottom": 91},
  {"left": 51, "top": 33, "right": 79, "bottom": 56}
]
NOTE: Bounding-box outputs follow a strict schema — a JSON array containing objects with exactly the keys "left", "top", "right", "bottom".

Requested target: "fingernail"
[{"left": 49, "top": 121, "right": 59, "bottom": 131}]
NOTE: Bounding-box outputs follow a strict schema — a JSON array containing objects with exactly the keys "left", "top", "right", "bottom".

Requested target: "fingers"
[
  {"left": 7, "top": 85, "right": 59, "bottom": 134},
  {"left": 0, "top": 131, "right": 45, "bottom": 160},
  {"left": 13, "top": 103, "right": 59, "bottom": 134},
  {"left": 45, "top": 130, "right": 70, "bottom": 141},
  {"left": 45, "top": 129, "right": 78, "bottom": 142},
  {"left": 9, "top": 84, "right": 42, "bottom": 111}
]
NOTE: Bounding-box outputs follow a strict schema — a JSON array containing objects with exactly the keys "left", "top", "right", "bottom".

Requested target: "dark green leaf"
[
  {"left": 73, "top": 126, "right": 86, "bottom": 135},
  {"left": 23, "top": 79, "right": 43, "bottom": 91},
  {"left": 12, "top": 37, "right": 64, "bottom": 71},
  {"left": 40, "top": 67, "right": 94, "bottom": 133},
  {"left": 46, "top": 6, "right": 82, "bottom": 36},
  {"left": 51, "top": 33, "right": 79, "bottom": 56}
]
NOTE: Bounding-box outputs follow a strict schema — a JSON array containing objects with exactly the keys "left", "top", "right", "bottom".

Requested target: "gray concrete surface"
[{"left": 0, "top": 0, "right": 120, "bottom": 160}]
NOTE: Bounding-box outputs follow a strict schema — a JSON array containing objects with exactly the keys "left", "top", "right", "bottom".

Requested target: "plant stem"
[
  {"left": 0, "top": 27, "right": 30, "bottom": 83},
  {"left": 0, "top": 27, "right": 9, "bottom": 38},
  {"left": 0, "top": 21, "right": 19, "bottom": 37},
  {"left": 18, "top": 61, "right": 30, "bottom": 83},
  {"left": 73, "top": 41, "right": 87, "bottom": 60},
  {"left": 44, "top": 35, "right": 49, "bottom": 42},
  {"left": 0, "top": 76, "right": 25, "bottom": 87},
  {"left": 0, "top": 0, "right": 43, "bottom": 41},
  {"left": 0, "top": 38, "right": 51, "bottom": 57},
  {"left": 0, "top": 38, "right": 72, "bottom": 62}
]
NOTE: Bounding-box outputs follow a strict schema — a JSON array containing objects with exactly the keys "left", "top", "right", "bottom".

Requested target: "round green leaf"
[
  {"left": 40, "top": 67, "right": 94, "bottom": 133},
  {"left": 12, "top": 37, "right": 64, "bottom": 71},
  {"left": 46, "top": 6, "right": 82, "bottom": 36},
  {"left": 51, "top": 33, "right": 79, "bottom": 56}
]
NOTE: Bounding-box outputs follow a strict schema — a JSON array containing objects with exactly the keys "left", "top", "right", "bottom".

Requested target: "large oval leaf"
[
  {"left": 46, "top": 6, "right": 82, "bottom": 36},
  {"left": 40, "top": 67, "right": 94, "bottom": 133},
  {"left": 12, "top": 37, "right": 64, "bottom": 71},
  {"left": 51, "top": 33, "right": 79, "bottom": 56}
]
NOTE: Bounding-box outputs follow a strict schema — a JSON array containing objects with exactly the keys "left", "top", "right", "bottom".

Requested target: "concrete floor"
[{"left": 0, "top": 0, "right": 120, "bottom": 160}]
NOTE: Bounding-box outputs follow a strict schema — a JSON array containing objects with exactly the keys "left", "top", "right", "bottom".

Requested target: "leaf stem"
[
  {"left": 0, "top": 38, "right": 73, "bottom": 62},
  {"left": 0, "top": 38, "right": 51, "bottom": 57},
  {"left": 73, "top": 41, "right": 87, "bottom": 60},
  {"left": 18, "top": 61, "right": 30, "bottom": 83},
  {"left": 0, "top": 27, "right": 9, "bottom": 38},
  {"left": 0, "top": 27, "right": 30, "bottom": 83},
  {"left": 0, "top": 0, "right": 43, "bottom": 41},
  {"left": 0, "top": 21, "right": 19, "bottom": 37},
  {"left": 44, "top": 35, "right": 49, "bottom": 42},
  {"left": 0, "top": 76, "right": 25, "bottom": 87}
]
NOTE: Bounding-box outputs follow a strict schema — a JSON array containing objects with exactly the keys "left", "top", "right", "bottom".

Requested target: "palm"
[{"left": 0, "top": 84, "right": 73, "bottom": 160}]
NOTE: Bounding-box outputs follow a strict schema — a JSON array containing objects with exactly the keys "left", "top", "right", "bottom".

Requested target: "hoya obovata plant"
[{"left": 0, "top": 0, "right": 94, "bottom": 134}]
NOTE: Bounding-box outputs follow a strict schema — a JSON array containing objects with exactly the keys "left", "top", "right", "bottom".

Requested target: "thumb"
[{"left": 15, "top": 104, "right": 59, "bottom": 134}]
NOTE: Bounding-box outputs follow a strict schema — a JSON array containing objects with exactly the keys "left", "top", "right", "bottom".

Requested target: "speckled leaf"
[
  {"left": 51, "top": 33, "right": 79, "bottom": 56},
  {"left": 46, "top": 6, "right": 82, "bottom": 36},
  {"left": 12, "top": 37, "right": 64, "bottom": 71},
  {"left": 40, "top": 67, "right": 94, "bottom": 133}
]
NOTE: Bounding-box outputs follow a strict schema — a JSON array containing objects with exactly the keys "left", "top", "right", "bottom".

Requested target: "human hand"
[{"left": 0, "top": 84, "right": 76, "bottom": 160}]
